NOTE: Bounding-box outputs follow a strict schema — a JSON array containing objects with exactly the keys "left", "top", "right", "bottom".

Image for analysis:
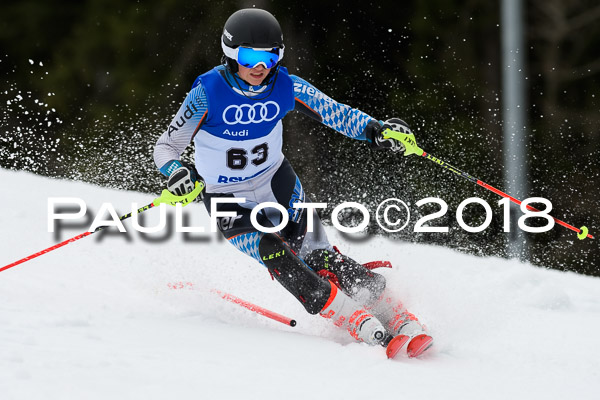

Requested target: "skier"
[{"left": 154, "top": 8, "right": 432, "bottom": 358}]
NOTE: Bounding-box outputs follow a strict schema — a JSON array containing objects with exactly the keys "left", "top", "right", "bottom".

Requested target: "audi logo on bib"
[{"left": 222, "top": 101, "right": 280, "bottom": 125}]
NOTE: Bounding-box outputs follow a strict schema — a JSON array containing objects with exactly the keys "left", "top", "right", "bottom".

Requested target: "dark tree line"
[{"left": 1, "top": 0, "right": 599, "bottom": 275}]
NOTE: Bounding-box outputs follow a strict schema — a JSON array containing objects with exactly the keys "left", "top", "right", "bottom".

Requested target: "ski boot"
[
  {"left": 319, "top": 283, "right": 386, "bottom": 345},
  {"left": 258, "top": 234, "right": 385, "bottom": 345},
  {"left": 372, "top": 293, "right": 433, "bottom": 359},
  {"left": 304, "top": 247, "right": 432, "bottom": 356}
]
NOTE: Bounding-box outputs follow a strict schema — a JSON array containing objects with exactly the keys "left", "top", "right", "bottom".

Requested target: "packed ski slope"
[{"left": 1, "top": 168, "right": 599, "bottom": 400}]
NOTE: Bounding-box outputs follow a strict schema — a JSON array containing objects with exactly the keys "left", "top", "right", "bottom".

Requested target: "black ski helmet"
[{"left": 221, "top": 8, "right": 284, "bottom": 74}]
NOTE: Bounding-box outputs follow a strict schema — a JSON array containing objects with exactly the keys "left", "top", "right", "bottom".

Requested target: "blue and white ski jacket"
[{"left": 154, "top": 65, "right": 376, "bottom": 186}]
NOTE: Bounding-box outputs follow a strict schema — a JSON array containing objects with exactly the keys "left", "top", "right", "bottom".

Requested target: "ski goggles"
[{"left": 222, "top": 41, "right": 284, "bottom": 69}]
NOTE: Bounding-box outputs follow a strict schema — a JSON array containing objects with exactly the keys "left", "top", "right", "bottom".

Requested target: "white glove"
[{"left": 167, "top": 165, "right": 201, "bottom": 196}]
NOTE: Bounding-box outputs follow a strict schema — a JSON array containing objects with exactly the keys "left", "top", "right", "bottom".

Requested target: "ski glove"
[
  {"left": 165, "top": 161, "right": 204, "bottom": 198},
  {"left": 365, "top": 118, "right": 423, "bottom": 157}
]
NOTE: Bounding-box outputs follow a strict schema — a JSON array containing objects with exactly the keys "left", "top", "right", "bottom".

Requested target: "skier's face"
[{"left": 237, "top": 64, "right": 271, "bottom": 86}]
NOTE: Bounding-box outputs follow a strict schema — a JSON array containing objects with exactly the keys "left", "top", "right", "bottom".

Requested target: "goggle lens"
[{"left": 237, "top": 47, "right": 280, "bottom": 69}]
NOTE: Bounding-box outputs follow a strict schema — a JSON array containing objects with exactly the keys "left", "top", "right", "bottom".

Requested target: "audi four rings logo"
[{"left": 222, "top": 101, "right": 280, "bottom": 125}]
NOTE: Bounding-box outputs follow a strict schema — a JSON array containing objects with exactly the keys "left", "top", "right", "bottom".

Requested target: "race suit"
[{"left": 154, "top": 65, "right": 376, "bottom": 263}]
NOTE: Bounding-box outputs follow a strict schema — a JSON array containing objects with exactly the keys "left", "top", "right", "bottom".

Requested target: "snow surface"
[{"left": 1, "top": 168, "right": 599, "bottom": 400}]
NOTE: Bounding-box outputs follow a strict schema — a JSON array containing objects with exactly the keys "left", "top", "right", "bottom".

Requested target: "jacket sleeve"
[
  {"left": 153, "top": 82, "right": 208, "bottom": 176},
  {"left": 290, "top": 74, "right": 376, "bottom": 141}
]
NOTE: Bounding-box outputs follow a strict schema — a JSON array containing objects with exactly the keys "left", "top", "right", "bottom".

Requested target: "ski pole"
[
  {"left": 168, "top": 283, "right": 297, "bottom": 327},
  {"left": 420, "top": 151, "right": 593, "bottom": 240},
  {"left": 381, "top": 128, "right": 594, "bottom": 240},
  {"left": 211, "top": 289, "right": 297, "bottom": 327},
  {"left": 0, "top": 182, "right": 205, "bottom": 273}
]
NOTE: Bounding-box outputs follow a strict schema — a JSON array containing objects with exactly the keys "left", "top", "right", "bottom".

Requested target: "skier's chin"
[
  {"left": 237, "top": 64, "right": 270, "bottom": 86},
  {"left": 248, "top": 73, "right": 266, "bottom": 85}
]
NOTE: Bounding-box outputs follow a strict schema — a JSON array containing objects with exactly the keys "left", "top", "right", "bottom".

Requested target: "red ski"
[
  {"left": 385, "top": 334, "right": 411, "bottom": 359},
  {"left": 407, "top": 334, "right": 434, "bottom": 358},
  {"left": 385, "top": 334, "right": 433, "bottom": 359}
]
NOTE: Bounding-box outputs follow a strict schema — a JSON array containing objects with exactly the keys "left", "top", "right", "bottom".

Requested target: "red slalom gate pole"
[{"left": 211, "top": 289, "right": 297, "bottom": 327}]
